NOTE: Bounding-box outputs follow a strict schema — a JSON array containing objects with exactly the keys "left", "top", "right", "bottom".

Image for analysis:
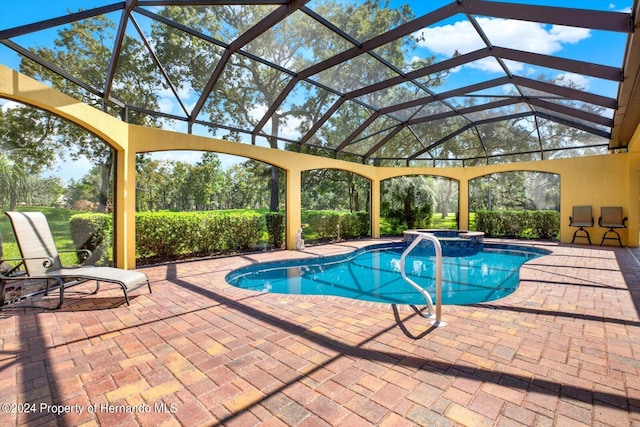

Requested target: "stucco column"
[
  {"left": 370, "top": 178, "right": 381, "bottom": 238},
  {"left": 459, "top": 178, "right": 469, "bottom": 230},
  {"left": 627, "top": 155, "right": 640, "bottom": 247},
  {"left": 115, "top": 147, "right": 137, "bottom": 269},
  {"left": 286, "top": 168, "right": 302, "bottom": 250}
]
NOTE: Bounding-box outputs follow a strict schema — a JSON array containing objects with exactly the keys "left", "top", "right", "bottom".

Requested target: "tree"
[
  {"left": 0, "top": 103, "right": 62, "bottom": 208},
  {"left": 0, "top": 153, "right": 26, "bottom": 209},
  {"left": 65, "top": 166, "right": 106, "bottom": 211},
  {"left": 19, "top": 14, "right": 162, "bottom": 212},
  {"left": 382, "top": 176, "right": 436, "bottom": 229},
  {"left": 302, "top": 169, "right": 369, "bottom": 212},
  {"left": 468, "top": 171, "right": 560, "bottom": 212},
  {"left": 152, "top": 1, "right": 417, "bottom": 211},
  {"left": 135, "top": 156, "right": 176, "bottom": 211},
  {"left": 189, "top": 153, "right": 226, "bottom": 210},
  {"left": 22, "top": 176, "right": 65, "bottom": 208},
  {"left": 222, "top": 160, "right": 278, "bottom": 210},
  {"left": 433, "top": 177, "right": 458, "bottom": 219}
]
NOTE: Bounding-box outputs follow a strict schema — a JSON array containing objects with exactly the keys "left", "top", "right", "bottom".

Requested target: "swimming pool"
[{"left": 225, "top": 242, "right": 549, "bottom": 305}]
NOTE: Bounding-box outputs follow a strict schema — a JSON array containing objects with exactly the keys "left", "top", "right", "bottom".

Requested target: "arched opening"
[
  {"left": 380, "top": 175, "right": 460, "bottom": 236},
  {"left": 301, "top": 168, "right": 371, "bottom": 244},
  {"left": 0, "top": 99, "right": 116, "bottom": 265},
  {"left": 134, "top": 150, "right": 287, "bottom": 263},
  {"left": 468, "top": 170, "right": 560, "bottom": 239}
]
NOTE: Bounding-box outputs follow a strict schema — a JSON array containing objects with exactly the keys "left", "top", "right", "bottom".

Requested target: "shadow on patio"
[{"left": 0, "top": 241, "right": 638, "bottom": 426}]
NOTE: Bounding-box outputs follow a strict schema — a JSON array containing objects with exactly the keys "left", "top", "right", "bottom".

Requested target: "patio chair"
[
  {"left": 598, "top": 206, "right": 627, "bottom": 247},
  {"left": 5, "top": 211, "right": 151, "bottom": 306},
  {"left": 1, "top": 229, "right": 65, "bottom": 310},
  {"left": 569, "top": 206, "right": 594, "bottom": 245}
]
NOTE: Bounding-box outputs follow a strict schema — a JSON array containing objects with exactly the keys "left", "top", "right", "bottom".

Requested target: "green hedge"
[
  {"left": 265, "top": 212, "right": 285, "bottom": 248},
  {"left": 474, "top": 210, "right": 559, "bottom": 239},
  {"left": 135, "top": 211, "right": 263, "bottom": 259},
  {"left": 69, "top": 213, "right": 112, "bottom": 265},
  {"left": 69, "top": 210, "right": 371, "bottom": 263},
  {"left": 303, "top": 211, "right": 370, "bottom": 241}
]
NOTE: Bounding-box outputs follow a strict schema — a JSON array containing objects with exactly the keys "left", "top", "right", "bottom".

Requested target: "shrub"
[
  {"left": 474, "top": 210, "right": 559, "bottom": 239},
  {"left": 69, "top": 213, "right": 112, "bottom": 265},
  {"left": 265, "top": 212, "right": 285, "bottom": 248},
  {"left": 304, "top": 210, "right": 370, "bottom": 241},
  {"left": 134, "top": 211, "right": 265, "bottom": 259},
  {"left": 530, "top": 210, "right": 560, "bottom": 239},
  {"left": 135, "top": 212, "right": 193, "bottom": 259},
  {"left": 339, "top": 212, "right": 370, "bottom": 238},
  {"left": 191, "top": 212, "right": 224, "bottom": 256},
  {"left": 220, "top": 213, "right": 264, "bottom": 251}
]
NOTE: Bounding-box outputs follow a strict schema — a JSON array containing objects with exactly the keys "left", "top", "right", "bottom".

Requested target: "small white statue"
[{"left": 295, "top": 227, "right": 305, "bottom": 250}]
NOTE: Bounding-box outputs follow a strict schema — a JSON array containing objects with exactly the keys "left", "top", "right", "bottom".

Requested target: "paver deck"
[{"left": 0, "top": 239, "right": 639, "bottom": 426}]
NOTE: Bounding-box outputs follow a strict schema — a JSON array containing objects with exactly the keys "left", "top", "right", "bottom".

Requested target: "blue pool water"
[{"left": 226, "top": 242, "right": 549, "bottom": 305}]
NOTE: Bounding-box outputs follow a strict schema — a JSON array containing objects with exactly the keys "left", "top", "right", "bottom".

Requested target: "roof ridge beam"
[
  {"left": 298, "top": 2, "right": 460, "bottom": 80},
  {"left": 511, "top": 76, "right": 617, "bottom": 109},
  {"left": 409, "top": 112, "right": 533, "bottom": 160},
  {"left": 463, "top": 0, "right": 633, "bottom": 33},
  {"left": 495, "top": 47, "right": 623, "bottom": 82},
  {"left": 409, "top": 98, "right": 522, "bottom": 125},
  {"left": 0, "top": 3, "right": 125, "bottom": 40},
  {"left": 528, "top": 98, "right": 613, "bottom": 127},
  {"left": 190, "top": 0, "right": 310, "bottom": 126},
  {"left": 535, "top": 111, "right": 612, "bottom": 138}
]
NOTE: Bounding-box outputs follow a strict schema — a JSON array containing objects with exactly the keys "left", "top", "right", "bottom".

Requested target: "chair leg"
[
  {"left": 600, "top": 228, "right": 623, "bottom": 247},
  {"left": 571, "top": 227, "right": 591, "bottom": 245}
]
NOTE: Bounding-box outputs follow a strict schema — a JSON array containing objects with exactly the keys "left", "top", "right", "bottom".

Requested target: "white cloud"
[
  {"left": 553, "top": 73, "right": 591, "bottom": 90},
  {"left": 414, "top": 17, "right": 591, "bottom": 73}
]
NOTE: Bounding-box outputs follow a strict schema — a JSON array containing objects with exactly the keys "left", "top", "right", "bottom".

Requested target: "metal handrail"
[{"left": 399, "top": 233, "right": 445, "bottom": 327}]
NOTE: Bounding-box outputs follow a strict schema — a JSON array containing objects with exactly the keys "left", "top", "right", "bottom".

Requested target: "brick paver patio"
[{"left": 0, "top": 239, "right": 639, "bottom": 426}]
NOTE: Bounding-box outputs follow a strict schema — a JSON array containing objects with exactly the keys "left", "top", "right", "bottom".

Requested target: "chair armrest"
[
  {"left": 57, "top": 248, "right": 92, "bottom": 262},
  {"left": 6, "top": 255, "right": 57, "bottom": 269}
]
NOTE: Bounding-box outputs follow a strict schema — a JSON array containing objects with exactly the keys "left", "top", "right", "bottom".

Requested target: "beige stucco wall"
[{"left": 2, "top": 65, "right": 639, "bottom": 269}]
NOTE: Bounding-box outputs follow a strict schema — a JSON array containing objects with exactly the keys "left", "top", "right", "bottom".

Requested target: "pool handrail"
[{"left": 399, "top": 232, "right": 445, "bottom": 327}]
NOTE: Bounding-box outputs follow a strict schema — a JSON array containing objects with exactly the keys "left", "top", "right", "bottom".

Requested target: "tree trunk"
[
  {"left": 404, "top": 195, "right": 415, "bottom": 229},
  {"left": 269, "top": 115, "right": 280, "bottom": 212},
  {"left": 9, "top": 187, "right": 18, "bottom": 211},
  {"left": 269, "top": 166, "right": 279, "bottom": 212},
  {"left": 97, "top": 152, "right": 113, "bottom": 213}
]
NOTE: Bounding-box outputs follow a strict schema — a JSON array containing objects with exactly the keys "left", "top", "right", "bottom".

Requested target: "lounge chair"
[
  {"left": 5, "top": 211, "right": 151, "bottom": 306},
  {"left": 599, "top": 206, "right": 627, "bottom": 247},
  {"left": 1, "top": 229, "right": 65, "bottom": 310},
  {"left": 569, "top": 206, "right": 594, "bottom": 245}
]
